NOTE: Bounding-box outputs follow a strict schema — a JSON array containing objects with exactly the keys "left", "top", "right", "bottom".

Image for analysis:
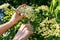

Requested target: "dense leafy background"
[{"left": 0, "top": 0, "right": 60, "bottom": 40}]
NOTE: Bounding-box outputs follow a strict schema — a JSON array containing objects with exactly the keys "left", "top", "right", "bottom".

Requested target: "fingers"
[
  {"left": 15, "top": 11, "right": 20, "bottom": 15},
  {"left": 24, "top": 25, "right": 33, "bottom": 35},
  {"left": 14, "top": 4, "right": 26, "bottom": 17},
  {"left": 20, "top": 24, "right": 33, "bottom": 34},
  {"left": 19, "top": 4, "right": 26, "bottom": 8},
  {"left": 14, "top": 4, "right": 27, "bottom": 16},
  {"left": 19, "top": 24, "right": 26, "bottom": 31},
  {"left": 17, "top": 24, "right": 33, "bottom": 40},
  {"left": 15, "top": 11, "right": 24, "bottom": 17},
  {"left": 24, "top": 24, "right": 33, "bottom": 31}
]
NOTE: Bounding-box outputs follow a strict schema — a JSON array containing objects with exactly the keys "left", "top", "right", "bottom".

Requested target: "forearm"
[{"left": 0, "top": 21, "right": 15, "bottom": 35}]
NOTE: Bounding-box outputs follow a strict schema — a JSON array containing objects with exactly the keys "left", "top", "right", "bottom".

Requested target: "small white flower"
[{"left": 0, "top": 3, "right": 10, "bottom": 9}]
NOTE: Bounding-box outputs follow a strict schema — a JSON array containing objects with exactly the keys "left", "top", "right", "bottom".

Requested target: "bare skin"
[
  {"left": 0, "top": 12, "right": 24, "bottom": 35},
  {"left": 13, "top": 24, "right": 33, "bottom": 40},
  {"left": 0, "top": 4, "right": 25, "bottom": 35},
  {"left": 0, "top": 4, "right": 33, "bottom": 40}
]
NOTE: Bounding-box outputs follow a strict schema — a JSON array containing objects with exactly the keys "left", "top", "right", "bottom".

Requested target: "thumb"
[{"left": 15, "top": 11, "right": 20, "bottom": 14}]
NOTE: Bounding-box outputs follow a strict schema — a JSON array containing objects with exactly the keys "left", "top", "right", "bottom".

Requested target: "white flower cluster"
[
  {"left": 17, "top": 5, "right": 34, "bottom": 14},
  {"left": 12, "top": 5, "right": 34, "bottom": 18},
  {"left": 38, "top": 17, "right": 60, "bottom": 38},
  {"left": 0, "top": 3, "right": 10, "bottom": 9},
  {"left": 35, "top": 5, "right": 49, "bottom": 12}
]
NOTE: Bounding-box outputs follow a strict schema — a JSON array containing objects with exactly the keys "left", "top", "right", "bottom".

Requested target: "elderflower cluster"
[
  {"left": 0, "top": 3, "right": 10, "bottom": 9},
  {"left": 38, "top": 17, "right": 60, "bottom": 38},
  {"left": 13, "top": 5, "right": 34, "bottom": 18},
  {"left": 35, "top": 5, "right": 49, "bottom": 13},
  {"left": 38, "top": 5, "right": 49, "bottom": 11},
  {"left": 17, "top": 5, "right": 34, "bottom": 14}
]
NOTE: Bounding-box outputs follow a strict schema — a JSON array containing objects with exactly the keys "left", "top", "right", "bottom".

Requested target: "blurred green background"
[{"left": 0, "top": 0, "right": 60, "bottom": 40}]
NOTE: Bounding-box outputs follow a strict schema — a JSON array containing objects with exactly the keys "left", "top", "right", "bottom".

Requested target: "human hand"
[
  {"left": 13, "top": 24, "right": 33, "bottom": 40},
  {"left": 18, "top": 24, "right": 33, "bottom": 36},
  {"left": 17, "top": 4, "right": 26, "bottom": 8},
  {"left": 10, "top": 12, "right": 24, "bottom": 24},
  {"left": 19, "top": 24, "right": 33, "bottom": 34},
  {"left": 9, "top": 4, "right": 27, "bottom": 24},
  {"left": 19, "top": 24, "right": 33, "bottom": 40}
]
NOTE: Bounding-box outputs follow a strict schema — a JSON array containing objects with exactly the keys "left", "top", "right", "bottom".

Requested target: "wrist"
[{"left": 9, "top": 20, "right": 15, "bottom": 25}]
